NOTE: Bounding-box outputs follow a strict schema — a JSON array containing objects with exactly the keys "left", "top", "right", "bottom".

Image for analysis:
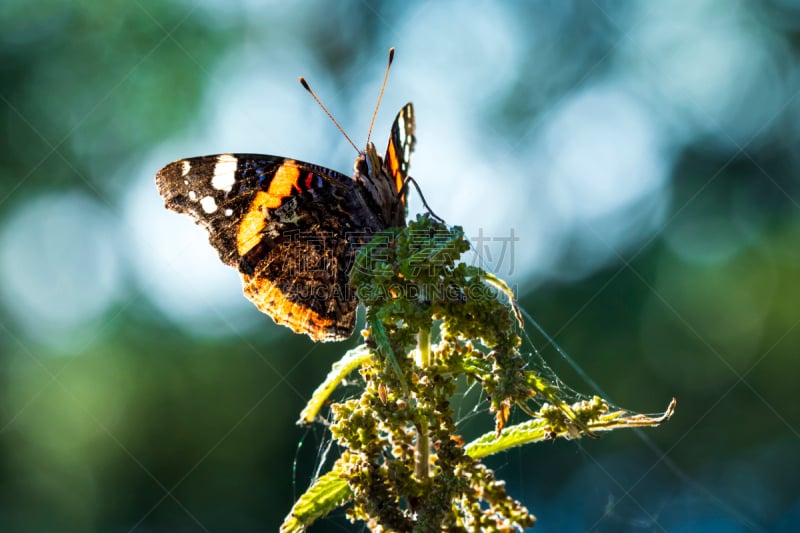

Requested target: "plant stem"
[{"left": 415, "top": 327, "right": 431, "bottom": 481}]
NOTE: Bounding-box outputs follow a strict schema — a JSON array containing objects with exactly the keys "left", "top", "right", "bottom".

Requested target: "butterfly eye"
[{"left": 355, "top": 156, "right": 369, "bottom": 176}]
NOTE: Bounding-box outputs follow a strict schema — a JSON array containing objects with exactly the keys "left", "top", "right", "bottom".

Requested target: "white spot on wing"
[
  {"left": 188, "top": 190, "right": 197, "bottom": 201},
  {"left": 200, "top": 196, "right": 217, "bottom": 213},
  {"left": 211, "top": 154, "right": 238, "bottom": 192},
  {"left": 181, "top": 160, "right": 191, "bottom": 177},
  {"left": 224, "top": 208, "right": 233, "bottom": 216}
]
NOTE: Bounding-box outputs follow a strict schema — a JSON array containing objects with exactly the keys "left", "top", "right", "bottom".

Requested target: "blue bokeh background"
[{"left": 1, "top": 1, "right": 798, "bottom": 531}]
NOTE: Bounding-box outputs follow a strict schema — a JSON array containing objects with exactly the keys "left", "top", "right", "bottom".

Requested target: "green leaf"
[
  {"left": 280, "top": 462, "right": 353, "bottom": 532},
  {"left": 298, "top": 345, "right": 372, "bottom": 425},
  {"left": 466, "top": 398, "right": 677, "bottom": 459}
]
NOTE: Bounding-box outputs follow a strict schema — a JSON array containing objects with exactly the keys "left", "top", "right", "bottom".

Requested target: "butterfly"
[{"left": 155, "top": 56, "right": 414, "bottom": 342}]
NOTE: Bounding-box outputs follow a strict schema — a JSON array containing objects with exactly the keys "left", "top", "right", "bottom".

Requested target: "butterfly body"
[{"left": 156, "top": 103, "right": 415, "bottom": 341}]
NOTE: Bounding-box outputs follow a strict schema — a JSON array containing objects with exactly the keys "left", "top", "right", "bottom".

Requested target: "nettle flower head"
[{"left": 283, "top": 214, "right": 674, "bottom": 532}]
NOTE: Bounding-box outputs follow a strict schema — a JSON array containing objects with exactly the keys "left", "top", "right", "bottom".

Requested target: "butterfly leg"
[{"left": 398, "top": 176, "right": 446, "bottom": 224}]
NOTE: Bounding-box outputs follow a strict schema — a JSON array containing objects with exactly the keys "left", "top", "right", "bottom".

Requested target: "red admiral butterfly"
[{"left": 155, "top": 50, "right": 414, "bottom": 341}]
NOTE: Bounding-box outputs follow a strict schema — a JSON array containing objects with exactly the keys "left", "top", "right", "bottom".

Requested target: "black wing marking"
[
  {"left": 156, "top": 154, "right": 356, "bottom": 266},
  {"left": 155, "top": 153, "right": 378, "bottom": 341}
]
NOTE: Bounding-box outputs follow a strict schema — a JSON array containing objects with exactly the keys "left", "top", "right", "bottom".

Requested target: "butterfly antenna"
[
  {"left": 299, "top": 77, "right": 360, "bottom": 154},
  {"left": 366, "top": 47, "right": 395, "bottom": 145}
]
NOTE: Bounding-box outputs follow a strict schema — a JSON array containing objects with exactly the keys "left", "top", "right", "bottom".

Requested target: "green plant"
[{"left": 282, "top": 214, "right": 674, "bottom": 532}]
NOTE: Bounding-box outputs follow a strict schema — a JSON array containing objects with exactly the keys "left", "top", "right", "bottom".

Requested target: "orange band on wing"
[
  {"left": 237, "top": 191, "right": 269, "bottom": 255},
  {"left": 387, "top": 140, "right": 403, "bottom": 193},
  {"left": 236, "top": 162, "right": 301, "bottom": 256},
  {"left": 241, "top": 273, "right": 336, "bottom": 341},
  {"left": 265, "top": 162, "right": 300, "bottom": 207}
]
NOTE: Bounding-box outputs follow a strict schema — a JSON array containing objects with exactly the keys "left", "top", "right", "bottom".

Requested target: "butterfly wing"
[
  {"left": 384, "top": 103, "right": 416, "bottom": 199},
  {"left": 156, "top": 154, "right": 379, "bottom": 342}
]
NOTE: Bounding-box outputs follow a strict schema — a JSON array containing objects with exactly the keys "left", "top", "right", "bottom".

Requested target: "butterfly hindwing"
[{"left": 156, "top": 154, "right": 376, "bottom": 341}]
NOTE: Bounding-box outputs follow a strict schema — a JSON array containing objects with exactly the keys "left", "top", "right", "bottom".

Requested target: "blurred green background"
[{"left": 1, "top": 0, "right": 799, "bottom": 531}]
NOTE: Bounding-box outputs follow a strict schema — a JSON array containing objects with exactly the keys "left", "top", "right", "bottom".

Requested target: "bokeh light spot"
[{"left": 0, "top": 192, "right": 121, "bottom": 349}]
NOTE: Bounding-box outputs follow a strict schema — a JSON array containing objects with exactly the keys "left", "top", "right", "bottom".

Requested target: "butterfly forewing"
[
  {"left": 384, "top": 103, "right": 416, "bottom": 197},
  {"left": 157, "top": 154, "right": 375, "bottom": 341},
  {"left": 155, "top": 103, "right": 417, "bottom": 342}
]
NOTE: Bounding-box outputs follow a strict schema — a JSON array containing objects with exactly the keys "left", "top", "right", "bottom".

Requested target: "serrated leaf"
[
  {"left": 298, "top": 345, "right": 372, "bottom": 424},
  {"left": 466, "top": 398, "right": 676, "bottom": 459},
  {"left": 280, "top": 462, "right": 353, "bottom": 532}
]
